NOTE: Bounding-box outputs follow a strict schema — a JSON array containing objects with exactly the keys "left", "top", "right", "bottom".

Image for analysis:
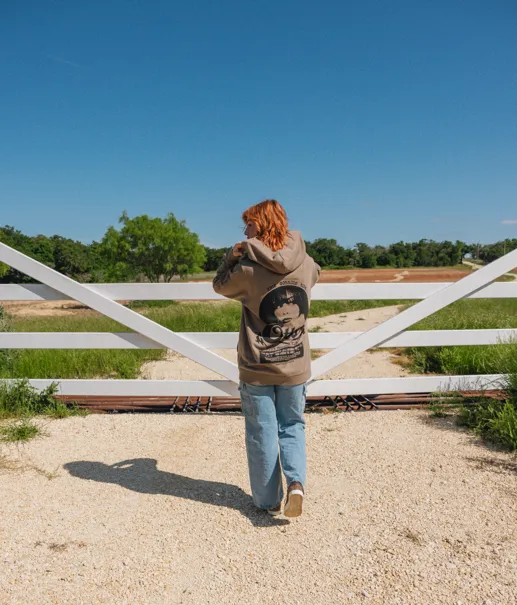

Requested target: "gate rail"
[{"left": 1, "top": 242, "right": 517, "bottom": 397}]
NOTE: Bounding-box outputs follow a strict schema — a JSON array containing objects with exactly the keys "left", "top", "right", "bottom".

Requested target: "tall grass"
[
  {"left": 1, "top": 311, "right": 163, "bottom": 379},
  {"left": 0, "top": 379, "right": 85, "bottom": 420},
  {"left": 147, "top": 301, "right": 242, "bottom": 331},
  {"left": 0, "top": 305, "right": 17, "bottom": 374},
  {"left": 3, "top": 297, "right": 516, "bottom": 381},
  {"left": 410, "top": 298, "right": 517, "bottom": 331},
  {"left": 0, "top": 418, "right": 41, "bottom": 443},
  {"left": 408, "top": 299, "right": 517, "bottom": 450},
  {"left": 1, "top": 299, "right": 406, "bottom": 380},
  {"left": 0, "top": 379, "right": 86, "bottom": 444},
  {"left": 0, "top": 380, "right": 59, "bottom": 418},
  {"left": 455, "top": 371, "right": 517, "bottom": 451},
  {"left": 310, "top": 299, "right": 410, "bottom": 317},
  {"left": 131, "top": 298, "right": 410, "bottom": 320},
  {"left": 405, "top": 299, "right": 517, "bottom": 375}
]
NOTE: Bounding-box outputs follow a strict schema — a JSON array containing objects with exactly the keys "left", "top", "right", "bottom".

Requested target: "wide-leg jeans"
[{"left": 240, "top": 382, "right": 307, "bottom": 509}]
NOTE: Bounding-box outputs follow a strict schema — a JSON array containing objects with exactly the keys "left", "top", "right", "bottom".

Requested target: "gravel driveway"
[{"left": 1, "top": 411, "right": 516, "bottom": 604}]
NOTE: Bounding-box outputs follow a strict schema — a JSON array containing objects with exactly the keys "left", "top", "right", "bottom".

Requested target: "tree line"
[
  {"left": 1, "top": 213, "right": 516, "bottom": 283},
  {"left": 0, "top": 212, "right": 206, "bottom": 284},
  {"left": 203, "top": 238, "right": 517, "bottom": 271}
]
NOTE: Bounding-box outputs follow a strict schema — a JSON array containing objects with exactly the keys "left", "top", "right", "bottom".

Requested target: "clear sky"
[{"left": 1, "top": 0, "right": 516, "bottom": 248}]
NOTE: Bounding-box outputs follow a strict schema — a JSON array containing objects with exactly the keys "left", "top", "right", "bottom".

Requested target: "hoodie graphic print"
[
  {"left": 213, "top": 231, "right": 320, "bottom": 386},
  {"left": 256, "top": 282, "right": 308, "bottom": 363}
]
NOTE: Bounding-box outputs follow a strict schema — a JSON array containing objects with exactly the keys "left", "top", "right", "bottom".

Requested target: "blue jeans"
[{"left": 240, "top": 382, "right": 307, "bottom": 510}]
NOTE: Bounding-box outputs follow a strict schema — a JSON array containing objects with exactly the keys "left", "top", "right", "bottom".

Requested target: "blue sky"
[{"left": 1, "top": 0, "right": 516, "bottom": 248}]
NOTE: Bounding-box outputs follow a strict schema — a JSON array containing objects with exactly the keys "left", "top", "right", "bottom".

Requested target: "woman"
[{"left": 213, "top": 200, "right": 320, "bottom": 518}]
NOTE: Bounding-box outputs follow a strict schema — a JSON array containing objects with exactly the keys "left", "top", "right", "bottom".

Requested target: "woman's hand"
[{"left": 232, "top": 242, "right": 245, "bottom": 257}]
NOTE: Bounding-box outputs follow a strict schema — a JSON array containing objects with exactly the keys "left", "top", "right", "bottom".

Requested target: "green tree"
[
  {"left": 51, "top": 236, "right": 93, "bottom": 279},
  {"left": 203, "top": 246, "right": 230, "bottom": 271},
  {"left": 388, "top": 241, "right": 416, "bottom": 267},
  {"left": 31, "top": 235, "right": 55, "bottom": 267},
  {"left": 100, "top": 212, "right": 206, "bottom": 282},
  {"left": 355, "top": 243, "right": 377, "bottom": 268},
  {"left": 0, "top": 226, "right": 37, "bottom": 283},
  {"left": 478, "top": 239, "right": 517, "bottom": 263},
  {"left": 306, "top": 238, "right": 348, "bottom": 267},
  {"left": 0, "top": 235, "right": 9, "bottom": 279}
]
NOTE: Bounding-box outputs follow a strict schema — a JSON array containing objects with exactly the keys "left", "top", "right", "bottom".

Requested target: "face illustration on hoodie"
[
  {"left": 258, "top": 286, "right": 309, "bottom": 345},
  {"left": 274, "top": 300, "right": 300, "bottom": 323}
]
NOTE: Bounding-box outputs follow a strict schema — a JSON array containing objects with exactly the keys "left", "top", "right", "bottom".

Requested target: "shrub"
[
  {"left": 0, "top": 379, "right": 83, "bottom": 419},
  {"left": 0, "top": 418, "right": 41, "bottom": 443},
  {"left": 455, "top": 372, "right": 517, "bottom": 451}
]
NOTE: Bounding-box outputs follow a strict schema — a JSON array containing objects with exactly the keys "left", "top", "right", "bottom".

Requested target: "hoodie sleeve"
[{"left": 212, "top": 250, "right": 251, "bottom": 303}]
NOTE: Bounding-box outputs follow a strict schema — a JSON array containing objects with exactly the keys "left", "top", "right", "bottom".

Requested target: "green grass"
[
  {"left": 1, "top": 348, "right": 164, "bottom": 380},
  {"left": 128, "top": 299, "right": 181, "bottom": 310},
  {"left": 147, "top": 301, "right": 242, "bottom": 332},
  {"left": 3, "top": 296, "right": 516, "bottom": 381},
  {"left": 4, "top": 301, "right": 242, "bottom": 380},
  {"left": 0, "top": 380, "right": 85, "bottom": 419},
  {"left": 0, "top": 418, "right": 41, "bottom": 443},
  {"left": 405, "top": 298, "right": 517, "bottom": 375},
  {"left": 458, "top": 400, "right": 517, "bottom": 451},
  {"left": 410, "top": 299, "right": 517, "bottom": 331},
  {"left": 453, "top": 374, "right": 517, "bottom": 451},
  {"left": 182, "top": 271, "right": 217, "bottom": 281},
  {"left": 2, "top": 310, "right": 166, "bottom": 380},
  {"left": 405, "top": 298, "right": 517, "bottom": 450},
  {"left": 425, "top": 373, "right": 517, "bottom": 452},
  {"left": 309, "top": 299, "right": 410, "bottom": 318},
  {"left": 0, "top": 379, "right": 87, "bottom": 444},
  {"left": 1, "top": 300, "right": 410, "bottom": 380}
]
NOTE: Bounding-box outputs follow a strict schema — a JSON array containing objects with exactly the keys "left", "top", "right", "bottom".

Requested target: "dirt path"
[
  {"left": 462, "top": 259, "right": 517, "bottom": 281},
  {"left": 140, "top": 305, "right": 411, "bottom": 381},
  {"left": 1, "top": 412, "right": 516, "bottom": 604},
  {"left": 374, "top": 270, "right": 409, "bottom": 283},
  {"left": 307, "top": 305, "right": 411, "bottom": 380}
]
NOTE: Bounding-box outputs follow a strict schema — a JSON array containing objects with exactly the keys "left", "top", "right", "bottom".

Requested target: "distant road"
[{"left": 462, "top": 259, "right": 517, "bottom": 281}]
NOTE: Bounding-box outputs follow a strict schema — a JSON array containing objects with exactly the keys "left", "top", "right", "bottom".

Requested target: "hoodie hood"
[{"left": 242, "top": 231, "right": 306, "bottom": 275}]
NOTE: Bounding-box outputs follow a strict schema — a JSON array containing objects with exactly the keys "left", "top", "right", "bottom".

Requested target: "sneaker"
[
  {"left": 267, "top": 503, "right": 282, "bottom": 517},
  {"left": 284, "top": 482, "right": 304, "bottom": 518}
]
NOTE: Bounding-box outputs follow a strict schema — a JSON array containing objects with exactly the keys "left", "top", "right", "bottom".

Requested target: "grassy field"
[
  {"left": 0, "top": 299, "right": 407, "bottom": 379},
  {"left": 2, "top": 297, "right": 517, "bottom": 380},
  {"left": 3, "top": 297, "right": 517, "bottom": 449},
  {"left": 405, "top": 298, "right": 517, "bottom": 375}
]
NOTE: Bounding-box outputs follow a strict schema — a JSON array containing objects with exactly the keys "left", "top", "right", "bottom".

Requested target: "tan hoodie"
[{"left": 213, "top": 231, "right": 320, "bottom": 386}]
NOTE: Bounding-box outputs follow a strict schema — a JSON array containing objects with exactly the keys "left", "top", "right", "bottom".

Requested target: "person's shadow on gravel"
[{"left": 64, "top": 458, "right": 289, "bottom": 527}]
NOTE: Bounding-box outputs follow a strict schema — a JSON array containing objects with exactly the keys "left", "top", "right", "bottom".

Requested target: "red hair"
[{"left": 242, "top": 199, "right": 288, "bottom": 252}]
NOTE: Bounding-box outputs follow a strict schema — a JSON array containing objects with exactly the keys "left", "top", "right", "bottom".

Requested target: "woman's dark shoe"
[{"left": 267, "top": 503, "right": 282, "bottom": 516}]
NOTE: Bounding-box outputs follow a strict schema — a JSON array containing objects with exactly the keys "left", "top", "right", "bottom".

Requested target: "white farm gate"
[{"left": 1, "top": 242, "right": 517, "bottom": 398}]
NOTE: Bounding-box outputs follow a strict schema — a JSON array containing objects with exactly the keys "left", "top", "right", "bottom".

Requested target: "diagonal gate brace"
[
  {"left": 310, "top": 249, "right": 517, "bottom": 381},
  {"left": 0, "top": 243, "right": 240, "bottom": 387}
]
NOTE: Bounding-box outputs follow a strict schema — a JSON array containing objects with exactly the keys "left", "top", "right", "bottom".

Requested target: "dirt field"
[
  {"left": 318, "top": 267, "right": 472, "bottom": 283},
  {"left": 1, "top": 267, "right": 474, "bottom": 318}
]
